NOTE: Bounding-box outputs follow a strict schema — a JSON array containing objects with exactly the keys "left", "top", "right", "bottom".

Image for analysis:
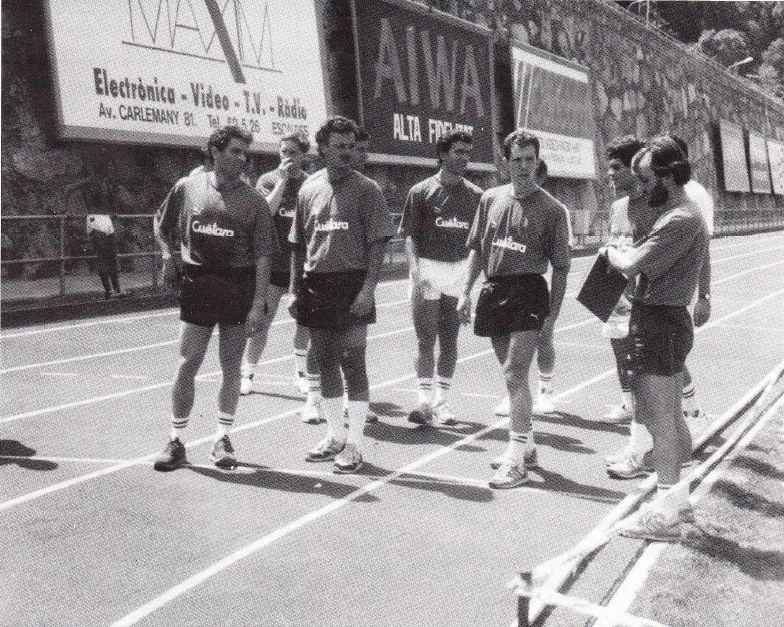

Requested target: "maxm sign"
[
  {"left": 351, "top": 0, "right": 495, "bottom": 169},
  {"left": 43, "top": 0, "right": 329, "bottom": 151}
]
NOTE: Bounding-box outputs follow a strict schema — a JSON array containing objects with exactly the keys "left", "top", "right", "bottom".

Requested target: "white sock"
[
  {"left": 322, "top": 397, "right": 346, "bottom": 443},
  {"left": 346, "top": 400, "right": 369, "bottom": 446},
  {"left": 622, "top": 390, "right": 634, "bottom": 411},
  {"left": 307, "top": 373, "right": 322, "bottom": 403},
  {"left": 508, "top": 430, "right": 533, "bottom": 463},
  {"left": 629, "top": 420, "right": 653, "bottom": 455},
  {"left": 433, "top": 376, "right": 451, "bottom": 406},
  {"left": 417, "top": 378, "right": 433, "bottom": 405},
  {"left": 241, "top": 362, "right": 256, "bottom": 378},
  {"left": 682, "top": 383, "right": 696, "bottom": 413},
  {"left": 655, "top": 482, "right": 688, "bottom": 515},
  {"left": 170, "top": 414, "right": 188, "bottom": 441},
  {"left": 294, "top": 349, "right": 307, "bottom": 377},
  {"left": 538, "top": 372, "right": 553, "bottom": 396},
  {"left": 215, "top": 413, "right": 233, "bottom": 442}
]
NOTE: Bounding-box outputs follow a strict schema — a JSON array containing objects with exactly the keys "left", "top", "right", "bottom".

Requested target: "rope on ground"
[{"left": 508, "top": 357, "right": 784, "bottom": 627}]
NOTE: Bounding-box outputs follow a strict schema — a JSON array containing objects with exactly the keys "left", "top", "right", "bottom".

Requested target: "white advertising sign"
[
  {"left": 511, "top": 42, "right": 597, "bottom": 179},
  {"left": 748, "top": 132, "right": 773, "bottom": 194},
  {"left": 767, "top": 139, "right": 784, "bottom": 196},
  {"left": 44, "top": 0, "right": 329, "bottom": 151}
]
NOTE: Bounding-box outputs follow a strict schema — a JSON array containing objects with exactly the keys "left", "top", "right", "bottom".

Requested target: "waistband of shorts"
[
  {"left": 633, "top": 303, "right": 688, "bottom": 314},
  {"left": 485, "top": 273, "right": 544, "bottom": 283},
  {"left": 304, "top": 269, "right": 366, "bottom": 280},
  {"left": 182, "top": 262, "right": 255, "bottom": 277}
]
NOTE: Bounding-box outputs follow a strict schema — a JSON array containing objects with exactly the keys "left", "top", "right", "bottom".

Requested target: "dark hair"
[
  {"left": 435, "top": 130, "right": 473, "bottom": 163},
  {"left": 356, "top": 127, "right": 370, "bottom": 143},
  {"left": 280, "top": 131, "right": 310, "bottom": 154},
  {"left": 207, "top": 125, "right": 253, "bottom": 163},
  {"left": 668, "top": 133, "right": 689, "bottom": 159},
  {"left": 632, "top": 135, "right": 691, "bottom": 185},
  {"left": 315, "top": 116, "right": 360, "bottom": 149},
  {"left": 606, "top": 135, "right": 645, "bottom": 168},
  {"left": 502, "top": 129, "right": 540, "bottom": 160},
  {"left": 535, "top": 159, "right": 548, "bottom": 181}
]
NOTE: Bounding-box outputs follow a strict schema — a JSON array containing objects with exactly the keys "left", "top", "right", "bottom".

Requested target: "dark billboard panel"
[
  {"left": 510, "top": 41, "right": 597, "bottom": 179},
  {"left": 718, "top": 120, "right": 751, "bottom": 193},
  {"left": 351, "top": 0, "right": 495, "bottom": 170}
]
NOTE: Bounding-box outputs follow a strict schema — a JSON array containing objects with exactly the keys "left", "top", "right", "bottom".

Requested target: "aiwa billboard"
[{"left": 43, "top": 0, "right": 330, "bottom": 151}]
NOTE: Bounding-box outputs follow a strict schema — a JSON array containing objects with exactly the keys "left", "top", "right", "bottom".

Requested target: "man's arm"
[
  {"left": 263, "top": 178, "right": 286, "bottom": 215},
  {"left": 456, "top": 249, "right": 482, "bottom": 323},
  {"left": 404, "top": 236, "right": 422, "bottom": 284},
  {"left": 246, "top": 255, "right": 272, "bottom": 333},
  {"left": 350, "top": 239, "right": 388, "bottom": 316},
  {"left": 154, "top": 183, "right": 184, "bottom": 287},
  {"left": 693, "top": 239, "right": 711, "bottom": 326}
]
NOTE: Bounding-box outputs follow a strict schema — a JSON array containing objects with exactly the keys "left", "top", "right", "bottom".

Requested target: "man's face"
[
  {"left": 440, "top": 140, "right": 472, "bottom": 176},
  {"left": 279, "top": 139, "right": 306, "bottom": 171},
  {"left": 635, "top": 153, "right": 669, "bottom": 208},
  {"left": 607, "top": 158, "right": 636, "bottom": 197},
  {"left": 506, "top": 143, "right": 538, "bottom": 187},
  {"left": 321, "top": 131, "right": 357, "bottom": 174},
  {"left": 212, "top": 137, "right": 249, "bottom": 180},
  {"left": 354, "top": 140, "right": 369, "bottom": 171}
]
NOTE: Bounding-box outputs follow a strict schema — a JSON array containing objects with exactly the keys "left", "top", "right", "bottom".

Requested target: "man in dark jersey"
[
  {"left": 289, "top": 116, "right": 396, "bottom": 473},
  {"left": 152, "top": 126, "right": 276, "bottom": 471},
  {"left": 602, "top": 136, "right": 708, "bottom": 541},
  {"left": 400, "top": 130, "right": 483, "bottom": 426},
  {"left": 458, "top": 130, "right": 571, "bottom": 489},
  {"left": 239, "top": 132, "right": 324, "bottom": 422}
]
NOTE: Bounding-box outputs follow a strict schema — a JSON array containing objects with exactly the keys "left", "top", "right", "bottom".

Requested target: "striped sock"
[
  {"left": 538, "top": 371, "right": 554, "bottom": 395},
  {"left": 307, "top": 373, "right": 322, "bottom": 402},
  {"left": 508, "top": 430, "right": 532, "bottom": 463},
  {"left": 682, "top": 383, "right": 696, "bottom": 412},
  {"left": 170, "top": 414, "right": 188, "bottom": 441},
  {"left": 241, "top": 361, "right": 256, "bottom": 379},
  {"left": 294, "top": 349, "right": 308, "bottom": 378},
  {"left": 417, "top": 378, "right": 433, "bottom": 405},
  {"left": 215, "top": 412, "right": 234, "bottom": 441},
  {"left": 433, "top": 375, "right": 451, "bottom": 405},
  {"left": 346, "top": 400, "right": 369, "bottom": 446},
  {"left": 322, "top": 396, "right": 346, "bottom": 443},
  {"left": 622, "top": 388, "right": 634, "bottom": 411}
]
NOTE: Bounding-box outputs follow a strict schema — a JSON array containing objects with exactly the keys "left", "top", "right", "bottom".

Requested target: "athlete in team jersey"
[
  {"left": 239, "top": 133, "right": 322, "bottom": 422},
  {"left": 601, "top": 136, "right": 708, "bottom": 541},
  {"left": 458, "top": 130, "right": 571, "bottom": 489},
  {"left": 400, "top": 130, "right": 483, "bottom": 426},
  {"left": 494, "top": 158, "right": 573, "bottom": 417},
  {"left": 289, "top": 116, "right": 396, "bottom": 473},
  {"left": 152, "top": 126, "right": 276, "bottom": 471}
]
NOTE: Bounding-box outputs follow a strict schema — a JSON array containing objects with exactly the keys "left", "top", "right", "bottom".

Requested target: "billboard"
[
  {"left": 718, "top": 120, "right": 751, "bottom": 193},
  {"left": 43, "top": 0, "right": 330, "bottom": 152},
  {"left": 510, "top": 41, "right": 597, "bottom": 179},
  {"left": 766, "top": 139, "right": 784, "bottom": 196},
  {"left": 351, "top": 0, "right": 496, "bottom": 170},
  {"left": 748, "top": 132, "right": 773, "bottom": 194}
]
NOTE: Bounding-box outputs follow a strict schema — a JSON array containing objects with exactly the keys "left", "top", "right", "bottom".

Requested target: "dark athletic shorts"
[
  {"left": 474, "top": 274, "right": 550, "bottom": 337},
  {"left": 180, "top": 263, "right": 255, "bottom": 327},
  {"left": 295, "top": 270, "right": 375, "bottom": 330},
  {"left": 627, "top": 304, "right": 693, "bottom": 376},
  {"left": 270, "top": 270, "right": 290, "bottom": 289}
]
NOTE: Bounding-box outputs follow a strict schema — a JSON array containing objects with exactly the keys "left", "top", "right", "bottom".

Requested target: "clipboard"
[{"left": 576, "top": 254, "right": 629, "bottom": 322}]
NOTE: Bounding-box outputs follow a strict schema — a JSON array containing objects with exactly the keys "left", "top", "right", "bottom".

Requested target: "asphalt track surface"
[{"left": 2, "top": 231, "right": 784, "bottom": 627}]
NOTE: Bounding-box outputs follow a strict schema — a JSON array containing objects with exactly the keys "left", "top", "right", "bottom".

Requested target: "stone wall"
[{"left": 2, "top": 0, "right": 783, "bottom": 277}]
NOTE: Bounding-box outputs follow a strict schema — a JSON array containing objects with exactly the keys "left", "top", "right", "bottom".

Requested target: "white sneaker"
[
  {"left": 532, "top": 391, "right": 556, "bottom": 415},
  {"left": 333, "top": 443, "right": 363, "bottom": 474},
  {"left": 295, "top": 372, "right": 309, "bottom": 396},
  {"left": 605, "top": 443, "right": 634, "bottom": 465},
  {"left": 603, "top": 404, "right": 634, "bottom": 424},
  {"left": 494, "top": 396, "right": 510, "bottom": 416},
  {"left": 491, "top": 447, "right": 538, "bottom": 470},
  {"left": 301, "top": 397, "right": 325, "bottom": 424},
  {"left": 432, "top": 402, "right": 457, "bottom": 426},
  {"left": 489, "top": 459, "right": 528, "bottom": 489},
  {"left": 606, "top": 450, "right": 653, "bottom": 479},
  {"left": 685, "top": 407, "right": 708, "bottom": 440},
  {"left": 240, "top": 374, "right": 253, "bottom": 396}
]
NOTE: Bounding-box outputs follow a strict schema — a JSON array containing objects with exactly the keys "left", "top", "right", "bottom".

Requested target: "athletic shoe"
[
  {"left": 408, "top": 403, "right": 434, "bottom": 425},
  {"left": 365, "top": 409, "right": 379, "bottom": 424},
  {"left": 295, "top": 371, "right": 309, "bottom": 396},
  {"left": 605, "top": 444, "right": 635, "bottom": 465},
  {"left": 494, "top": 396, "right": 510, "bottom": 417},
  {"left": 619, "top": 508, "right": 683, "bottom": 542},
  {"left": 489, "top": 460, "right": 529, "bottom": 489},
  {"left": 305, "top": 436, "right": 345, "bottom": 462},
  {"left": 532, "top": 391, "right": 556, "bottom": 415},
  {"left": 301, "top": 398, "right": 325, "bottom": 424},
  {"left": 333, "top": 443, "right": 363, "bottom": 474},
  {"left": 432, "top": 402, "right": 457, "bottom": 426},
  {"left": 153, "top": 438, "right": 187, "bottom": 471},
  {"left": 491, "top": 447, "right": 539, "bottom": 470},
  {"left": 210, "top": 435, "right": 237, "bottom": 470},
  {"left": 602, "top": 404, "right": 634, "bottom": 424},
  {"left": 240, "top": 374, "right": 253, "bottom": 396},
  {"left": 606, "top": 450, "right": 653, "bottom": 479}
]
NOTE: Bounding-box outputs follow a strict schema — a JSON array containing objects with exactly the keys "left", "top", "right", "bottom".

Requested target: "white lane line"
[
  {"left": 0, "top": 455, "right": 128, "bottom": 465},
  {"left": 38, "top": 372, "right": 80, "bottom": 378},
  {"left": 110, "top": 374, "right": 150, "bottom": 381},
  {"left": 710, "top": 243, "right": 784, "bottom": 265},
  {"left": 716, "top": 323, "right": 784, "bottom": 334},
  {"left": 0, "top": 278, "right": 414, "bottom": 340}
]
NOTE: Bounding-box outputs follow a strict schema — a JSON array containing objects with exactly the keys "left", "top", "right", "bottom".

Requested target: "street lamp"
[{"left": 728, "top": 56, "right": 754, "bottom": 72}]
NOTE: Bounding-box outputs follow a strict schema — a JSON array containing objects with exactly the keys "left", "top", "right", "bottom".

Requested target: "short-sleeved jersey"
[
  {"left": 399, "top": 175, "right": 483, "bottom": 262},
  {"left": 467, "top": 184, "right": 571, "bottom": 278},
  {"left": 256, "top": 169, "right": 307, "bottom": 273},
  {"left": 290, "top": 169, "right": 396, "bottom": 273},
  {"left": 628, "top": 200, "right": 708, "bottom": 306},
  {"left": 156, "top": 172, "right": 276, "bottom": 269},
  {"left": 684, "top": 179, "right": 714, "bottom": 237}
]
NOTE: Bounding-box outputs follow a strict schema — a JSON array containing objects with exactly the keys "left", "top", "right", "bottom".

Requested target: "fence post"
[{"left": 59, "top": 215, "right": 67, "bottom": 295}]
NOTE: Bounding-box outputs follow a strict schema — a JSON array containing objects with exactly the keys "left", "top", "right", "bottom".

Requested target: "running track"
[{"left": 2, "top": 231, "right": 783, "bottom": 626}]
